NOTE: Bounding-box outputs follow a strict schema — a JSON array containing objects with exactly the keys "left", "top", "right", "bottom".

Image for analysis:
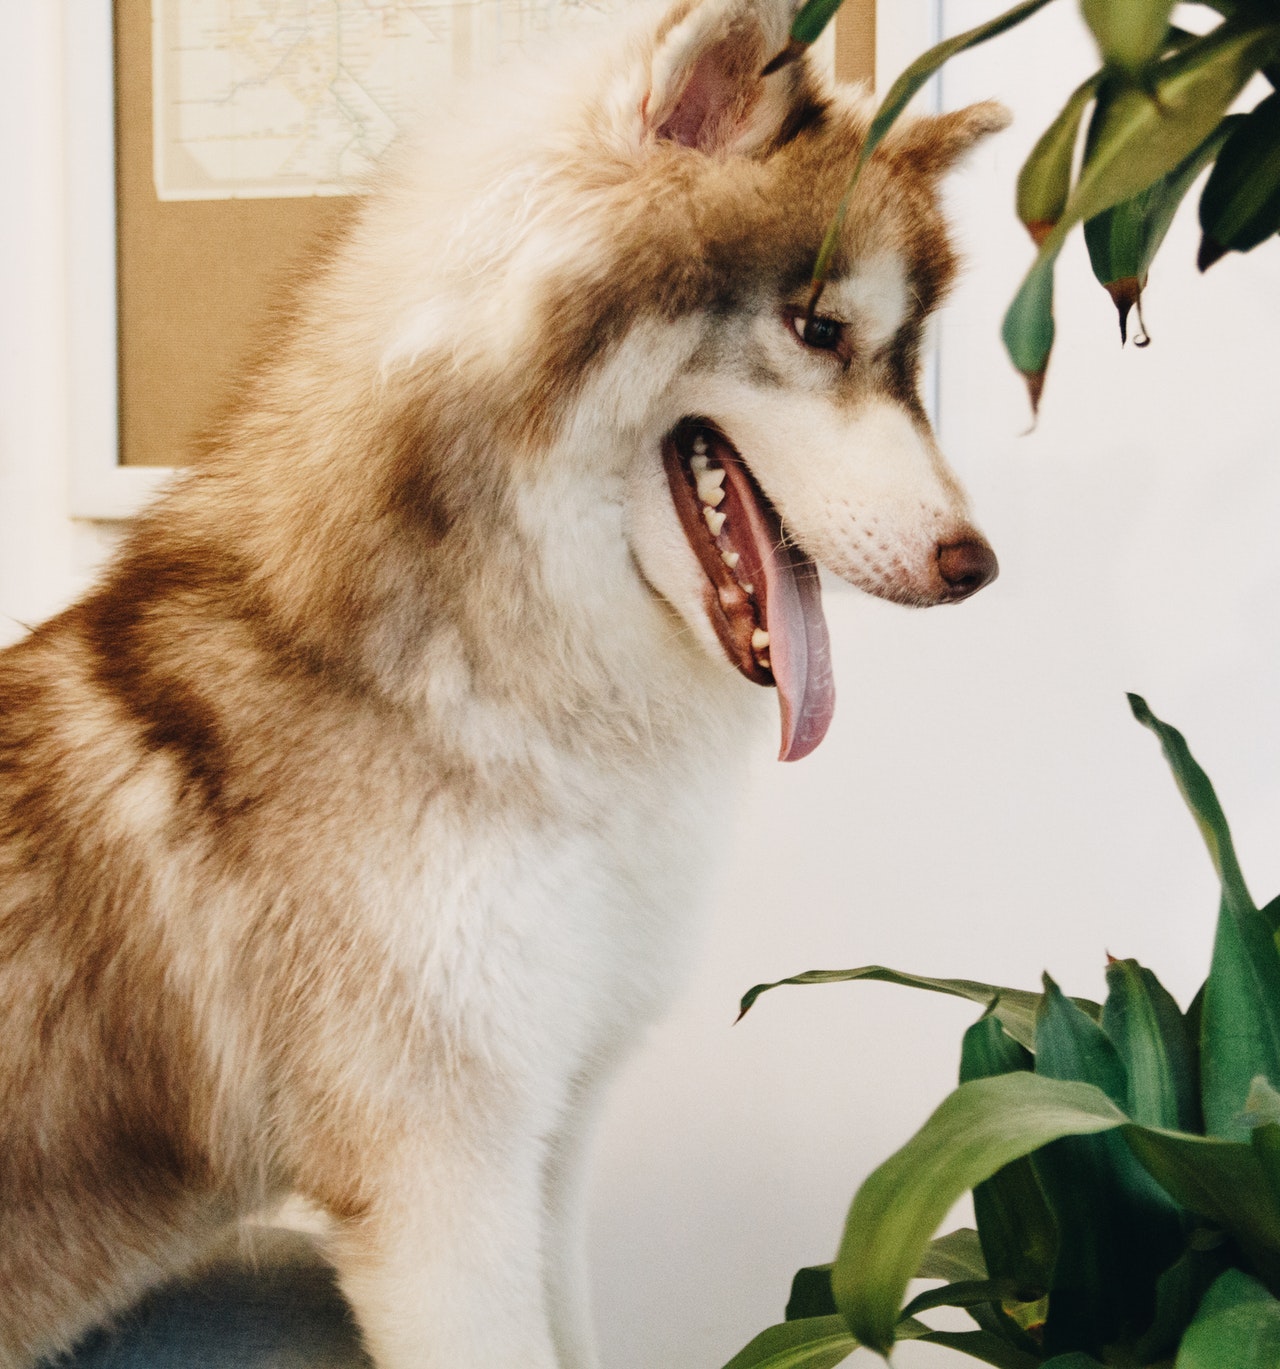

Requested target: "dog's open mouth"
[{"left": 662, "top": 419, "right": 834, "bottom": 762}]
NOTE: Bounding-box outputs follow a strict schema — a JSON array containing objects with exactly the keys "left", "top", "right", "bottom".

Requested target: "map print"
[{"left": 151, "top": 0, "right": 620, "bottom": 199}]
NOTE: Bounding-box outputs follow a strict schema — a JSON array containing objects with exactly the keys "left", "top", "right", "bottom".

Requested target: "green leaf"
[
  {"left": 961, "top": 1014, "right": 1035, "bottom": 1082},
  {"left": 786, "top": 1266, "right": 836, "bottom": 1321},
  {"left": 788, "top": 0, "right": 846, "bottom": 47},
  {"left": 1129, "top": 1231, "right": 1231, "bottom": 1363},
  {"left": 719, "top": 1316, "right": 857, "bottom": 1369},
  {"left": 1242, "top": 1076, "right": 1280, "bottom": 1130},
  {"left": 1175, "top": 1268, "right": 1280, "bottom": 1368},
  {"left": 900, "top": 1278, "right": 1023, "bottom": 1321},
  {"left": 1016, "top": 73, "right": 1100, "bottom": 243},
  {"left": 1067, "top": 20, "right": 1280, "bottom": 228},
  {"left": 810, "top": 0, "right": 1061, "bottom": 285},
  {"left": 830, "top": 1072, "right": 1127, "bottom": 1354},
  {"left": 737, "top": 964, "right": 1100, "bottom": 1052},
  {"left": 1123, "top": 1126, "right": 1280, "bottom": 1290},
  {"left": 1037, "top": 973, "right": 1129, "bottom": 1107},
  {"left": 1034, "top": 976, "right": 1183, "bottom": 1354},
  {"left": 1083, "top": 120, "right": 1234, "bottom": 341},
  {"left": 1128, "top": 694, "right": 1280, "bottom": 1139},
  {"left": 1040, "top": 1357, "right": 1106, "bottom": 1368},
  {"left": 961, "top": 1016, "right": 1059, "bottom": 1291},
  {"left": 1261, "top": 892, "right": 1280, "bottom": 935},
  {"left": 902, "top": 1323, "right": 1043, "bottom": 1368},
  {"left": 1001, "top": 241, "right": 1060, "bottom": 410},
  {"left": 1002, "top": 19, "right": 1280, "bottom": 398},
  {"left": 1081, "top": 0, "right": 1176, "bottom": 76},
  {"left": 1248, "top": 1122, "right": 1280, "bottom": 1229},
  {"left": 1102, "top": 957, "right": 1199, "bottom": 1131},
  {"left": 917, "top": 1227, "right": 989, "bottom": 1282},
  {"left": 1126, "top": 696, "right": 1250, "bottom": 900},
  {"left": 1199, "top": 91, "right": 1280, "bottom": 268}
]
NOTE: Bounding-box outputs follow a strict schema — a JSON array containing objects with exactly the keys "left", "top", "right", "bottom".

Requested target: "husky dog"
[{"left": 0, "top": 0, "right": 1005, "bottom": 1364}]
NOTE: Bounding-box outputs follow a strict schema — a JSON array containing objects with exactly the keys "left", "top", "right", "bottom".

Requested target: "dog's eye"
[{"left": 790, "top": 311, "right": 846, "bottom": 354}]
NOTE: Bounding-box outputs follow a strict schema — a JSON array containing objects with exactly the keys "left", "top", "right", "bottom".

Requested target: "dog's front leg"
[
  {"left": 541, "top": 1044, "right": 633, "bottom": 1369},
  {"left": 324, "top": 1136, "right": 562, "bottom": 1369}
]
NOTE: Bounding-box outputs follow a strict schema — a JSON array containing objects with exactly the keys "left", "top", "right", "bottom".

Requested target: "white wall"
[
  {"left": 0, "top": 2, "right": 121, "bottom": 646},
  {"left": 4, "top": 3, "right": 1280, "bottom": 1368}
]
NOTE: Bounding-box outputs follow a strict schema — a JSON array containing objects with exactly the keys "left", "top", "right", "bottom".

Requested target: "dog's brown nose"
[{"left": 937, "top": 538, "right": 998, "bottom": 600}]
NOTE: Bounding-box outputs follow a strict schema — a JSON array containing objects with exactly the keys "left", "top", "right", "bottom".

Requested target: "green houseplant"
[
  {"left": 720, "top": 697, "right": 1280, "bottom": 1367},
  {"left": 775, "top": 0, "right": 1280, "bottom": 408}
]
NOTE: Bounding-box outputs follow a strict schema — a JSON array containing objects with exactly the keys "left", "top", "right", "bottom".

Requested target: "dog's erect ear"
[
  {"left": 642, "top": 0, "right": 799, "bottom": 155},
  {"left": 883, "top": 100, "right": 1011, "bottom": 177}
]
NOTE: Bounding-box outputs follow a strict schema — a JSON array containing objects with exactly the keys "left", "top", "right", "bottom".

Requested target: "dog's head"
[
  {"left": 362, "top": 0, "right": 1006, "bottom": 754},
  {"left": 563, "top": 0, "right": 1009, "bottom": 759}
]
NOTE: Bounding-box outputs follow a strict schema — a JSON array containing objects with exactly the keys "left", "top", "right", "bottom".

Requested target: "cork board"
[
  {"left": 835, "top": 0, "right": 876, "bottom": 87},
  {"left": 113, "top": 0, "right": 350, "bottom": 467},
  {"left": 113, "top": 1, "right": 875, "bottom": 469}
]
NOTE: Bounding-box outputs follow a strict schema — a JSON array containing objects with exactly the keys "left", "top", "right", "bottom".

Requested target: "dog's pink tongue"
[{"left": 721, "top": 459, "right": 835, "bottom": 762}]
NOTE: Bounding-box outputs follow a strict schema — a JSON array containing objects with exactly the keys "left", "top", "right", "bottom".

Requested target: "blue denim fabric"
[{"left": 45, "top": 1237, "right": 370, "bottom": 1369}]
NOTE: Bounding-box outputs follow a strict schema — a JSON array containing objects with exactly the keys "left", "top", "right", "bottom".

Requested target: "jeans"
[{"left": 46, "top": 1234, "right": 370, "bottom": 1369}]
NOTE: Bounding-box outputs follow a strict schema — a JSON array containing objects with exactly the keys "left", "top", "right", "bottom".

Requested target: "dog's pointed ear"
[
  {"left": 641, "top": 0, "right": 800, "bottom": 155},
  {"left": 883, "top": 100, "right": 1011, "bottom": 177}
]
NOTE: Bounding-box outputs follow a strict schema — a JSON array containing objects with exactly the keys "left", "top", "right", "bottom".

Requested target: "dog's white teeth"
[
  {"left": 692, "top": 434, "right": 708, "bottom": 455},
  {"left": 720, "top": 550, "right": 740, "bottom": 570},
  {"left": 739, "top": 582, "right": 754, "bottom": 597},
  {"left": 758, "top": 653, "right": 772, "bottom": 670},
  {"left": 704, "top": 508, "right": 726, "bottom": 536},
  {"left": 696, "top": 469, "right": 726, "bottom": 505},
  {"left": 690, "top": 454, "right": 709, "bottom": 473},
  {"left": 751, "top": 629, "right": 771, "bottom": 652}
]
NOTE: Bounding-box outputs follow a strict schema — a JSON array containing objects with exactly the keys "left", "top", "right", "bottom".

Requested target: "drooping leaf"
[
  {"left": 1002, "top": 19, "right": 1280, "bottom": 400},
  {"left": 1001, "top": 239, "right": 1060, "bottom": 409},
  {"left": 1016, "top": 74, "right": 1100, "bottom": 244},
  {"left": 1067, "top": 20, "right": 1280, "bottom": 227},
  {"left": 829, "top": 1072, "right": 1127, "bottom": 1354},
  {"left": 1080, "top": 0, "right": 1177, "bottom": 77},
  {"left": 1199, "top": 91, "right": 1280, "bottom": 268},
  {"left": 737, "top": 964, "right": 1099, "bottom": 1051},
  {"left": 1174, "top": 1268, "right": 1280, "bottom": 1368},
  {"left": 1034, "top": 976, "right": 1183, "bottom": 1355},
  {"left": 809, "top": 0, "right": 1061, "bottom": 285},
  {"left": 1083, "top": 120, "right": 1234, "bottom": 341},
  {"left": 961, "top": 1015, "right": 1059, "bottom": 1291},
  {"left": 1102, "top": 957, "right": 1199, "bottom": 1131},
  {"left": 1128, "top": 694, "right": 1280, "bottom": 1138},
  {"left": 719, "top": 1315, "right": 857, "bottom": 1369}
]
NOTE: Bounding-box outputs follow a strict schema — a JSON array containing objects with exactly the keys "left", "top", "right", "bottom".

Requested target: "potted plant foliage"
[{"left": 722, "top": 697, "right": 1280, "bottom": 1367}]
